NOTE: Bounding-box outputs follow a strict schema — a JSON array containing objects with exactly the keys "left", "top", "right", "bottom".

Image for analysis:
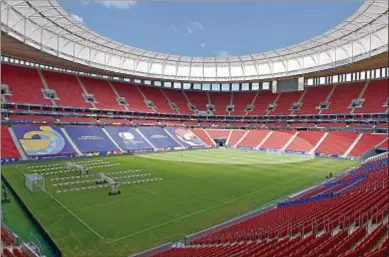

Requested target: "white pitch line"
[
  {"left": 106, "top": 175, "right": 305, "bottom": 244},
  {"left": 44, "top": 190, "right": 105, "bottom": 240},
  {"left": 15, "top": 166, "right": 105, "bottom": 240}
]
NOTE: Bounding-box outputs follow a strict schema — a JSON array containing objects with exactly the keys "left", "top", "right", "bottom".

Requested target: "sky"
[{"left": 60, "top": 1, "right": 361, "bottom": 57}]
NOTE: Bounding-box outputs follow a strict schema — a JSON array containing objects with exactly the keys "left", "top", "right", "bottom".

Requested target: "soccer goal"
[{"left": 25, "top": 174, "right": 45, "bottom": 192}]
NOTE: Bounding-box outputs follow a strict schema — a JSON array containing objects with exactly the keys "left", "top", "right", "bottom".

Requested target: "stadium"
[{"left": 0, "top": 1, "right": 388, "bottom": 257}]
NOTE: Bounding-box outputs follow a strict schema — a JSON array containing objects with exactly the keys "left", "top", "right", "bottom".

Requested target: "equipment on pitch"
[
  {"left": 66, "top": 162, "right": 88, "bottom": 175},
  {"left": 25, "top": 173, "right": 45, "bottom": 192},
  {"left": 98, "top": 173, "right": 121, "bottom": 195}
]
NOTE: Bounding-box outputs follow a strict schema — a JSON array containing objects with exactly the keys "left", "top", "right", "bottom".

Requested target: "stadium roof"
[{"left": 1, "top": 0, "right": 388, "bottom": 82}]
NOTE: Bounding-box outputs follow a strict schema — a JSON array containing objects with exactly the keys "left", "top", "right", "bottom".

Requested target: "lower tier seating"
[
  {"left": 315, "top": 131, "right": 359, "bottom": 156},
  {"left": 349, "top": 133, "right": 388, "bottom": 157},
  {"left": 153, "top": 154, "right": 389, "bottom": 257},
  {"left": 1, "top": 126, "right": 20, "bottom": 158},
  {"left": 286, "top": 131, "right": 324, "bottom": 152}
]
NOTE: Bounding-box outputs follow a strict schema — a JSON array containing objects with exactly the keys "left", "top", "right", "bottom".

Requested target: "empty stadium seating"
[
  {"left": 227, "top": 130, "right": 247, "bottom": 146},
  {"left": 349, "top": 133, "right": 388, "bottom": 157},
  {"left": 161, "top": 90, "right": 192, "bottom": 114},
  {"left": 140, "top": 86, "right": 174, "bottom": 113},
  {"left": 354, "top": 79, "right": 389, "bottom": 114},
  {"left": 1, "top": 126, "right": 19, "bottom": 158},
  {"left": 232, "top": 92, "right": 257, "bottom": 115},
  {"left": 260, "top": 130, "right": 296, "bottom": 149},
  {"left": 236, "top": 129, "right": 271, "bottom": 148},
  {"left": 322, "top": 82, "right": 365, "bottom": 114},
  {"left": 250, "top": 91, "right": 277, "bottom": 115},
  {"left": 286, "top": 131, "right": 325, "bottom": 152},
  {"left": 153, "top": 154, "right": 389, "bottom": 257},
  {"left": 185, "top": 91, "right": 209, "bottom": 112},
  {"left": 191, "top": 128, "right": 214, "bottom": 146},
  {"left": 206, "top": 129, "right": 230, "bottom": 139},
  {"left": 42, "top": 70, "right": 92, "bottom": 108},
  {"left": 80, "top": 77, "right": 125, "bottom": 110},
  {"left": 209, "top": 92, "right": 231, "bottom": 115},
  {"left": 2, "top": 64, "right": 388, "bottom": 120},
  {"left": 294, "top": 85, "right": 333, "bottom": 115},
  {"left": 111, "top": 82, "right": 150, "bottom": 112},
  {"left": 271, "top": 91, "right": 303, "bottom": 115},
  {"left": 2, "top": 65, "right": 52, "bottom": 105},
  {"left": 315, "top": 131, "right": 359, "bottom": 156}
]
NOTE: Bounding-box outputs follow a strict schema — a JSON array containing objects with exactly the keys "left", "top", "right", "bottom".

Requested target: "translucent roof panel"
[{"left": 0, "top": 0, "right": 388, "bottom": 81}]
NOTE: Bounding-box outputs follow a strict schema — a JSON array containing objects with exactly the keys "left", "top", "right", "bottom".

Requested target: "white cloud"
[
  {"left": 71, "top": 13, "right": 84, "bottom": 24},
  {"left": 99, "top": 0, "right": 136, "bottom": 9},
  {"left": 200, "top": 42, "right": 206, "bottom": 48},
  {"left": 171, "top": 26, "right": 178, "bottom": 32},
  {"left": 190, "top": 21, "right": 204, "bottom": 31},
  {"left": 185, "top": 27, "right": 193, "bottom": 36},
  {"left": 216, "top": 51, "right": 229, "bottom": 57},
  {"left": 81, "top": 1, "right": 89, "bottom": 6}
]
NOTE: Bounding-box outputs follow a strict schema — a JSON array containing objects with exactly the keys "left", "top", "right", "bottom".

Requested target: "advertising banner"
[
  {"left": 12, "top": 125, "right": 75, "bottom": 156},
  {"left": 138, "top": 127, "right": 180, "bottom": 148},
  {"left": 105, "top": 127, "right": 153, "bottom": 151},
  {"left": 166, "top": 127, "right": 205, "bottom": 147},
  {"left": 65, "top": 126, "right": 118, "bottom": 153}
]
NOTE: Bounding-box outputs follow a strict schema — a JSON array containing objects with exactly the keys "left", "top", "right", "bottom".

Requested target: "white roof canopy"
[{"left": 1, "top": 0, "right": 388, "bottom": 82}]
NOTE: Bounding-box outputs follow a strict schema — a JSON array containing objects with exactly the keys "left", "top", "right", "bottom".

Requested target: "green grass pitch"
[{"left": 2, "top": 149, "right": 359, "bottom": 257}]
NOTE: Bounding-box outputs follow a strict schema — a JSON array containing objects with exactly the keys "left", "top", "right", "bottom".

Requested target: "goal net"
[{"left": 25, "top": 174, "right": 45, "bottom": 192}]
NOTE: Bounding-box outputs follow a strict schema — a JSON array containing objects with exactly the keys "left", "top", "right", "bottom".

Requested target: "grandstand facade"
[{"left": 1, "top": 0, "right": 388, "bottom": 257}]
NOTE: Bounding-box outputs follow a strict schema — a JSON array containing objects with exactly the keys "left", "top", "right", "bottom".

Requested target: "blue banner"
[
  {"left": 166, "top": 127, "right": 205, "bottom": 147},
  {"left": 105, "top": 127, "right": 153, "bottom": 150},
  {"left": 138, "top": 127, "right": 180, "bottom": 148},
  {"left": 65, "top": 126, "right": 119, "bottom": 153},
  {"left": 12, "top": 125, "right": 75, "bottom": 156}
]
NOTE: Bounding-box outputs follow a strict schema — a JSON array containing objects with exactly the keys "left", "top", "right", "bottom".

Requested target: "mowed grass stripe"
[
  {"left": 2, "top": 149, "right": 359, "bottom": 257},
  {"left": 141, "top": 149, "right": 313, "bottom": 164}
]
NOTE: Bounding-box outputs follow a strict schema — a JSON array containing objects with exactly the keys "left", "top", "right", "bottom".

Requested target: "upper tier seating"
[
  {"left": 161, "top": 90, "right": 192, "bottom": 114},
  {"left": 286, "top": 131, "right": 325, "bottom": 152},
  {"left": 315, "top": 131, "right": 359, "bottom": 155},
  {"left": 209, "top": 92, "right": 231, "bottom": 115},
  {"left": 2, "top": 64, "right": 388, "bottom": 119},
  {"left": 353, "top": 79, "right": 388, "bottom": 114},
  {"left": 293, "top": 85, "right": 333, "bottom": 115},
  {"left": 232, "top": 92, "right": 257, "bottom": 115},
  {"left": 1, "top": 126, "right": 20, "bottom": 158},
  {"left": 348, "top": 133, "right": 388, "bottom": 157},
  {"left": 185, "top": 91, "right": 209, "bottom": 111},
  {"left": 270, "top": 91, "right": 303, "bottom": 115},
  {"left": 260, "top": 130, "right": 296, "bottom": 149},
  {"left": 322, "top": 82, "right": 365, "bottom": 114},
  {"left": 79, "top": 77, "right": 125, "bottom": 110},
  {"left": 42, "top": 70, "right": 92, "bottom": 108},
  {"left": 250, "top": 91, "right": 277, "bottom": 115},
  {"left": 140, "top": 86, "right": 174, "bottom": 113},
  {"left": 111, "top": 82, "right": 150, "bottom": 112},
  {"left": 2, "top": 65, "right": 52, "bottom": 105}
]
